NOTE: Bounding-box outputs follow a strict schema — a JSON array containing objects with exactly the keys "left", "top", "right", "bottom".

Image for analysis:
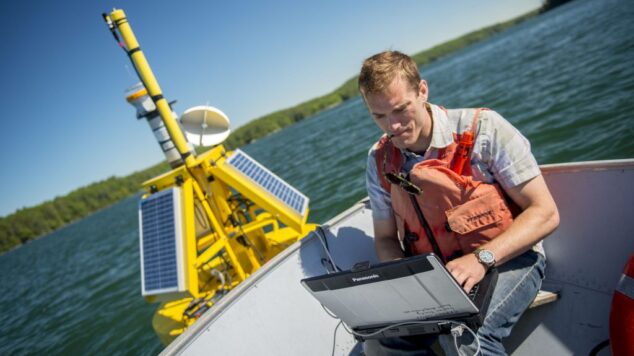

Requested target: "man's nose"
[{"left": 388, "top": 115, "right": 402, "bottom": 131}]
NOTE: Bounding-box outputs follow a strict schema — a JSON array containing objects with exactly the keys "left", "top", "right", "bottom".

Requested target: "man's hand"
[
  {"left": 447, "top": 174, "right": 559, "bottom": 294},
  {"left": 446, "top": 253, "right": 487, "bottom": 293}
]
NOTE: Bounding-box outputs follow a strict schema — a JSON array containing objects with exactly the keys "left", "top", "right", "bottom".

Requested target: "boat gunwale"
[{"left": 540, "top": 158, "right": 634, "bottom": 173}]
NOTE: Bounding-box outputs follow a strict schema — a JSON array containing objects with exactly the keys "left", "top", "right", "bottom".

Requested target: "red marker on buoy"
[{"left": 451, "top": 130, "right": 474, "bottom": 175}]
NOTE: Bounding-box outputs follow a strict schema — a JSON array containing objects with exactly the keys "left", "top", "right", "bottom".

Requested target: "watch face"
[{"left": 479, "top": 250, "right": 495, "bottom": 264}]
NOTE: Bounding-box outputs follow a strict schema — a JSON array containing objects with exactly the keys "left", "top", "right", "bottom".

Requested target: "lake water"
[{"left": 1, "top": 0, "right": 633, "bottom": 354}]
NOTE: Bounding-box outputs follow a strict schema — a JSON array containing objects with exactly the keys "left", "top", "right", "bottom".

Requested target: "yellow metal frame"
[{"left": 106, "top": 9, "right": 316, "bottom": 345}]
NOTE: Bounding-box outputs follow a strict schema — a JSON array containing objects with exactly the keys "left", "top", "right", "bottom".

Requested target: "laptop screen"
[{"left": 301, "top": 254, "right": 481, "bottom": 329}]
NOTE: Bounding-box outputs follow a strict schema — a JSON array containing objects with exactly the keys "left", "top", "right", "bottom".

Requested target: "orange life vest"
[{"left": 375, "top": 108, "right": 517, "bottom": 262}]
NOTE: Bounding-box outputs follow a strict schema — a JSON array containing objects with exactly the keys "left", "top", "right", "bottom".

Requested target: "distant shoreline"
[
  {"left": 223, "top": 9, "right": 541, "bottom": 149},
  {"left": 0, "top": 7, "right": 547, "bottom": 255}
]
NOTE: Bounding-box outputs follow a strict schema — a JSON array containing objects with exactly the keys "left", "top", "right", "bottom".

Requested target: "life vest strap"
[{"left": 408, "top": 193, "right": 445, "bottom": 264}]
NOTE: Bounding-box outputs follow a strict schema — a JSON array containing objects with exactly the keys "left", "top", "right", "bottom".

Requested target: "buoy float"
[{"left": 609, "top": 252, "right": 634, "bottom": 356}]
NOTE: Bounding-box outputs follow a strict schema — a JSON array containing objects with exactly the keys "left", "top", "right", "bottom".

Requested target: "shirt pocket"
[{"left": 445, "top": 192, "right": 507, "bottom": 234}]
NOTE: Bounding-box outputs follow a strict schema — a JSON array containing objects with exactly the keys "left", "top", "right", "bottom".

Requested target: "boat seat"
[{"left": 528, "top": 289, "right": 559, "bottom": 308}]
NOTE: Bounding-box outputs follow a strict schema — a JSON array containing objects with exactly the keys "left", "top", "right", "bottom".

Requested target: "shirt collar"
[
  {"left": 428, "top": 103, "right": 454, "bottom": 149},
  {"left": 399, "top": 103, "right": 454, "bottom": 159}
]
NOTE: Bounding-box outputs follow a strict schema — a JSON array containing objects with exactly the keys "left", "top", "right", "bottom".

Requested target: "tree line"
[
  {"left": 223, "top": 9, "right": 539, "bottom": 149},
  {"left": 0, "top": 163, "right": 168, "bottom": 253},
  {"left": 0, "top": 9, "right": 540, "bottom": 254}
]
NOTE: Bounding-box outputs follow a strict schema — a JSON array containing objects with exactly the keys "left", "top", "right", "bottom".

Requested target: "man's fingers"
[
  {"left": 449, "top": 267, "right": 468, "bottom": 286},
  {"left": 463, "top": 278, "right": 476, "bottom": 293}
]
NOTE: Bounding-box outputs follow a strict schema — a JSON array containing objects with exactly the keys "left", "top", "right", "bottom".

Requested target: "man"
[{"left": 361, "top": 51, "right": 559, "bottom": 355}]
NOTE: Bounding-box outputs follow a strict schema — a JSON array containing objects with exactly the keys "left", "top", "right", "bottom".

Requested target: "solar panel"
[
  {"left": 226, "top": 149, "right": 309, "bottom": 217},
  {"left": 138, "top": 188, "right": 185, "bottom": 295}
]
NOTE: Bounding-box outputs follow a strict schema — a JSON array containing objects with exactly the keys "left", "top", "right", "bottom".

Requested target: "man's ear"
[{"left": 418, "top": 79, "right": 429, "bottom": 101}]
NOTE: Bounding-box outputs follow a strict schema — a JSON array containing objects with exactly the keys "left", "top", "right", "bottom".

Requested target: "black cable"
[
  {"left": 228, "top": 202, "right": 264, "bottom": 261},
  {"left": 315, "top": 226, "right": 342, "bottom": 272},
  {"left": 102, "top": 13, "right": 126, "bottom": 51},
  {"left": 321, "top": 258, "right": 338, "bottom": 273},
  {"left": 589, "top": 339, "right": 609, "bottom": 356},
  {"left": 317, "top": 226, "right": 330, "bottom": 250}
]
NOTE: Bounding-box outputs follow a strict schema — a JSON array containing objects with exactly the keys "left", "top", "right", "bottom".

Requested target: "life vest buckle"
[
  {"left": 445, "top": 222, "right": 453, "bottom": 232},
  {"left": 405, "top": 232, "right": 419, "bottom": 242}
]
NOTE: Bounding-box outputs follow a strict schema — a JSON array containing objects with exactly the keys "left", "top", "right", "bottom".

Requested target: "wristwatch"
[{"left": 474, "top": 248, "right": 496, "bottom": 269}]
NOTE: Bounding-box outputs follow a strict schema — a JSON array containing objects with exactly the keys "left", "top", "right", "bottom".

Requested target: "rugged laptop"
[{"left": 301, "top": 253, "right": 497, "bottom": 340}]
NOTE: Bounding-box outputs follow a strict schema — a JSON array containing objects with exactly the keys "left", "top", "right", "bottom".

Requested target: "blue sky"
[{"left": 0, "top": 0, "right": 541, "bottom": 217}]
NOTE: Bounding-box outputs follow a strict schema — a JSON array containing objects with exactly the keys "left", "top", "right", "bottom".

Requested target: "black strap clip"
[{"left": 351, "top": 261, "right": 371, "bottom": 272}]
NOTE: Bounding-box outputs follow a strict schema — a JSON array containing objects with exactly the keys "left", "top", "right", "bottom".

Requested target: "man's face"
[{"left": 364, "top": 77, "right": 430, "bottom": 152}]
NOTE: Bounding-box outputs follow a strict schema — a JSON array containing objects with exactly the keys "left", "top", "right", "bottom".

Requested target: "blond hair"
[{"left": 358, "top": 51, "right": 421, "bottom": 95}]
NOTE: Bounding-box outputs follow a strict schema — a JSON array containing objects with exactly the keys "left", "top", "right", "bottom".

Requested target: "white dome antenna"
[{"left": 180, "top": 106, "right": 231, "bottom": 147}]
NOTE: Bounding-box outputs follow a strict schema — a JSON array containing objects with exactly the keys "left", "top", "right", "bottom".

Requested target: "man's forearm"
[
  {"left": 481, "top": 203, "right": 559, "bottom": 265},
  {"left": 375, "top": 236, "right": 405, "bottom": 262},
  {"left": 373, "top": 216, "right": 405, "bottom": 261},
  {"left": 474, "top": 175, "right": 559, "bottom": 266}
]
